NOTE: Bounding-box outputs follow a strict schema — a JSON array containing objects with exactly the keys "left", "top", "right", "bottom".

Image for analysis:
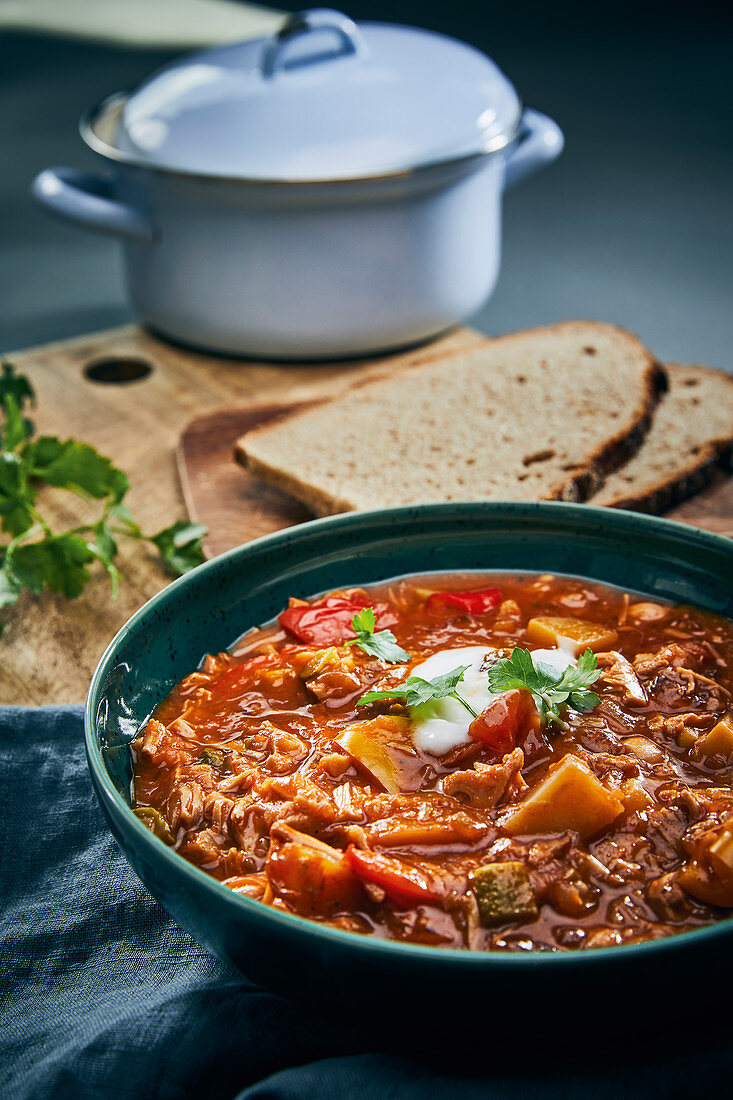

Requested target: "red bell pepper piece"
[
  {"left": 279, "top": 597, "right": 397, "bottom": 646},
  {"left": 209, "top": 654, "right": 273, "bottom": 699},
  {"left": 426, "top": 587, "right": 502, "bottom": 616},
  {"left": 468, "top": 689, "right": 538, "bottom": 753},
  {"left": 346, "top": 847, "right": 445, "bottom": 907}
]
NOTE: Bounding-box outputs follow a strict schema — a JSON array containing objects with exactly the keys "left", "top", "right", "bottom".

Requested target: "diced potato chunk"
[
  {"left": 696, "top": 714, "right": 733, "bottom": 759},
  {"left": 710, "top": 827, "right": 733, "bottom": 877},
  {"left": 471, "top": 861, "right": 538, "bottom": 926},
  {"left": 678, "top": 817, "right": 733, "bottom": 907},
  {"left": 335, "top": 716, "right": 414, "bottom": 795},
  {"left": 677, "top": 728, "right": 698, "bottom": 750},
  {"left": 618, "top": 778, "right": 653, "bottom": 813},
  {"left": 527, "top": 616, "right": 618, "bottom": 656},
  {"left": 503, "top": 754, "right": 624, "bottom": 839},
  {"left": 678, "top": 859, "right": 733, "bottom": 908}
]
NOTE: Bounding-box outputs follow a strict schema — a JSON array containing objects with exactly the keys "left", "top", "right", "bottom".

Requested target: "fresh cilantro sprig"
[
  {"left": 0, "top": 361, "right": 206, "bottom": 635},
  {"left": 345, "top": 607, "right": 410, "bottom": 663},
  {"left": 487, "top": 646, "right": 601, "bottom": 729},
  {"left": 0, "top": 362, "right": 34, "bottom": 448},
  {"left": 358, "top": 664, "right": 478, "bottom": 717}
]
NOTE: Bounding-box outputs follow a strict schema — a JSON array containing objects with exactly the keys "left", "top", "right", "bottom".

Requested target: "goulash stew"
[{"left": 132, "top": 575, "right": 733, "bottom": 951}]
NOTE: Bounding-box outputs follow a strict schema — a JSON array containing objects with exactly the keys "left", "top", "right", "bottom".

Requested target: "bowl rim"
[{"left": 85, "top": 499, "right": 733, "bottom": 969}]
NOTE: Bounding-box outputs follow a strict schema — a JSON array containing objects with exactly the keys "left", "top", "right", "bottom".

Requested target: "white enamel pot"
[{"left": 32, "top": 9, "right": 563, "bottom": 360}]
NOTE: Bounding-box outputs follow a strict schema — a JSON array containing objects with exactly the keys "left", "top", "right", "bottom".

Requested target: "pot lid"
[{"left": 115, "top": 8, "right": 522, "bottom": 182}]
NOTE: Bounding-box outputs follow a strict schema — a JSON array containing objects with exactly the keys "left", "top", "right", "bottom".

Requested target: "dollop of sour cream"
[
  {"left": 530, "top": 648, "right": 576, "bottom": 678},
  {"left": 409, "top": 646, "right": 576, "bottom": 756}
]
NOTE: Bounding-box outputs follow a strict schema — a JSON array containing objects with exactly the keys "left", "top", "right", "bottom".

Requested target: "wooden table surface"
[{"left": 0, "top": 324, "right": 483, "bottom": 704}]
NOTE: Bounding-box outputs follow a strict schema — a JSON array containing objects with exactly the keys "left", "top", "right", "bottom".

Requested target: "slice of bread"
[
  {"left": 590, "top": 363, "right": 733, "bottom": 512},
  {"left": 237, "top": 322, "right": 665, "bottom": 516}
]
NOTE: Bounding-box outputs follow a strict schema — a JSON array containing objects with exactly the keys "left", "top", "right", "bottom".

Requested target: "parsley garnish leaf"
[
  {"left": 346, "top": 606, "right": 410, "bottom": 663},
  {"left": 488, "top": 646, "right": 601, "bottom": 728},
  {"left": 359, "top": 663, "right": 477, "bottom": 717}
]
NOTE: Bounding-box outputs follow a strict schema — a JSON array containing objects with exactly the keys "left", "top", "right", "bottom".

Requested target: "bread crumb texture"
[{"left": 240, "top": 322, "right": 664, "bottom": 516}]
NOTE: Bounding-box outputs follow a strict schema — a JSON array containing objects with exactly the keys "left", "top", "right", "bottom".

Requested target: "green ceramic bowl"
[{"left": 85, "top": 502, "right": 733, "bottom": 1019}]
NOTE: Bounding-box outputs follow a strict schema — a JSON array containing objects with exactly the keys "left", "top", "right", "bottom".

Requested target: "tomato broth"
[{"left": 132, "top": 573, "right": 733, "bottom": 952}]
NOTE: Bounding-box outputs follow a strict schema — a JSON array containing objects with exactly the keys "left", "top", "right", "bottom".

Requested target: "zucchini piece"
[
  {"left": 471, "top": 860, "right": 538, "bottom": 926},
  {"left": 199, "top": 747, "right": 226, "bottom": 769},
  {"left": 133, "top": 805, "right": 175, "bottom": 845},
  {"left": 299, "top": 647, "right": 341, "bottom": 679}
]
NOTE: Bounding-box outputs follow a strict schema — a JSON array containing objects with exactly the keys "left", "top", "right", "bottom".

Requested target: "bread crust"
[
  {"left": 593, "top": 362, "right": 733, "bottom": 514},
  {"left": 605, "top": 443, "right": 732, "bottom": 514},
  {"left": 552, "top": 352, "right": 666, "bottom": 503},
  {"left": 236, "top": 321, "right": 668, "bottom": 514}
]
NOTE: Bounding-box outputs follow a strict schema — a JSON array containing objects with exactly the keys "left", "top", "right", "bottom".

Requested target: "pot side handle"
[
  {"left": 503, "top": 110, "right": 564, "bottom": 190},
  {"left": 31, "top": 168, "right": 154, "bottom": 243}
]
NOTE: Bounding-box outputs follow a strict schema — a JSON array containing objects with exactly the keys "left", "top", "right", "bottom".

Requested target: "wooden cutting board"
[
  {"left": 178, "top": 398, "right": 733, "bottom": 559},
  {"left": 177, "top": 402, "right": 315, "bottom": 558},
  {"left": 0, "top": 324, "right": 482, "bottom": 704}
]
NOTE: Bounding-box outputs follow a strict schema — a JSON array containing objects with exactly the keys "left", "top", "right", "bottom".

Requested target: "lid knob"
[{"left": 261, "top": 8, "right": 367, "bottom": 78}]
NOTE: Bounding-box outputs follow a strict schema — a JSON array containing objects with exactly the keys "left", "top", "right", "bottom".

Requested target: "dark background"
[{"left": 1, "top": 0, "right": 731, "bottom": 366}]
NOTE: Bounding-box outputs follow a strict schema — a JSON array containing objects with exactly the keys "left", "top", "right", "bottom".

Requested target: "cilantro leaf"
[
  {"left": 550, "top": 647, "right": 602, "bottom": 714},
  {"left": 150, "top": 521, "right": 207, "bottom": 576},
  {"left": 0, "top": 452, "right": 36, "bottom": 536},
  {"left": 488, "top": 646, "right": 556, "bottom": 695},
  {"left": 92, "top": 519, "right": 118, "bottom": 564},
  {"left": 0, "top": 566, "right": 23, "bottom": 610},
  {"left": 1, "top": 394, "right": 33, "bottom": 451},
  {"left": 9, "top": 534, "right": 95, "bottom": 599},
  {"left": 488, "top": 646, "right": 601, "bottom": 728},
  {"left": 0, "top": 358, "right": 207, "bottom": 637},
  {"left": 109, "top": 501, "right": 143, "bottom": 538},
  {"left": 0, "top": 362, "right": 34, "bottom": 417},
  {"left": 352, "top": 607, "right": 376, "bottom": 634},
  {"left": 87, "top": 520, "right": 122, "bottom": 598},
  {"left": 359, "top": 663, "right": 477, "bottom": 717},
  {"left": 565, "top": 646, "right": 602, "bottom": 687},
  {"left": 346, "top": 606, "right": 410, "bottom": 663},
  {"left": 0, "top": 364, "right": 36, "bottom": 452},
  {"left": 29, "top": 437, "right": 129, "bottom": 502}
]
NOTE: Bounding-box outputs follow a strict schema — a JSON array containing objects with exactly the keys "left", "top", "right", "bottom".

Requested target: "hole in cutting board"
[{"left": 84, "top": 357, "right": 153, "bottom": 384}]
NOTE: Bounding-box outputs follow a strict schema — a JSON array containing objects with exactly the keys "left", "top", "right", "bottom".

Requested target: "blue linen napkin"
[{"left": 2, "top": 704, "right": 732, "bottom": 1099}]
